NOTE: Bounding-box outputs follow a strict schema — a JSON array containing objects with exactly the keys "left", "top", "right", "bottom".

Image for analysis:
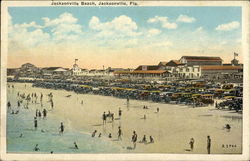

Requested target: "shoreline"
[{"left": 7, "top": 83, "right": 242, "bottom": 154}]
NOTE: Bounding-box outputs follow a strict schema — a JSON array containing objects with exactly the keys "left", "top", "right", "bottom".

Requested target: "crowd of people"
[
  {"left": 7, "top": 84, "right": 157, "bottom": 153},
  {"left": 7, "top": 85, "right": 67, "bottom": 152}
]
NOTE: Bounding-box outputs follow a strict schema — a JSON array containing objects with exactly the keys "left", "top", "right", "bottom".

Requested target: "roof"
[
  {"left": 158, "top": 62, "right": 168, "bottom": 66},
  {"left": 114, "top": 71, "right": 132, "bottom": 74},
  {"left": 114, "top": 70, "right": 169, "bottom": 74},
  {"left": 43, "top": 67, "right": 63, "bottom": 71},
  {"left": 133, "top": 70, "right": 169, "bottom": 74},
  {"left": 108, "top": 68, "right": 127, "bottom": 72},
  {"left": 166, "top": 60, "right": 183, "bottom": 65},
  {"left": 135, "top": 65, "right": 160, "bottom": 70},
  {"left": 181, "top": 56, "right": 222, "bottom": 61},
  {"left": 54, "top": 68, "right": 68, "bottom": 72},
  {"left": 21, "top": 63, "right": 36, "bottom": 67},
  {"left": 201, "top": 66, "right": 242, "bottom": 70}
]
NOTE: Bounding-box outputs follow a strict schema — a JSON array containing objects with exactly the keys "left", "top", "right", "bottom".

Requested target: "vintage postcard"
[{"left": 1, "top": 0, "right": 249, "bottom": 160}]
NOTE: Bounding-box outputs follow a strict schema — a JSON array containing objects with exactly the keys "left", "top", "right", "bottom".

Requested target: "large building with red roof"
[{"left": 179, "top": 56, "right": 222, "bottom": 66}]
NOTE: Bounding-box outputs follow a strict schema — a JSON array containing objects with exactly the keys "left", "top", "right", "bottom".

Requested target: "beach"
[{"left": 7, "top": 82, "right": 242, "bottom": 154}]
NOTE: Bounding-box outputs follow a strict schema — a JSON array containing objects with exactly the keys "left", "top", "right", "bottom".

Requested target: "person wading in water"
[{"left": 59, "top": 122, "right": 64, "bottom": 135}]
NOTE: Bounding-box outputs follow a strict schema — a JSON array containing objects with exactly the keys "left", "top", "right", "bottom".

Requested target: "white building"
[
  {"left": 166, "top": 65, "right": 201, "bottom": 79},
  {"left": 72, "top": 61, "right": 89, "bottom": 76}
]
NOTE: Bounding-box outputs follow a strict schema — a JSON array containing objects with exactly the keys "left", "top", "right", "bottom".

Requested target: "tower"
[{"left": 231, "top": 52, "right": 239, "bottom": 66}]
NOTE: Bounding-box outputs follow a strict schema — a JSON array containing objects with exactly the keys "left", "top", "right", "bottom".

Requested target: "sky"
[{"left": 8, "top": 7, "right": 242, "bottom": 69}]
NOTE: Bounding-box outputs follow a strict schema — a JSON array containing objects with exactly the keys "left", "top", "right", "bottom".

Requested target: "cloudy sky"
[{"left": 8, "top": 7, "right": 242, "bottom": 69}]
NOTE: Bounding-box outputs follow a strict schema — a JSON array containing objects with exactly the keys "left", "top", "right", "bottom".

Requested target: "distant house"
[
  {"left": 135, "top": 65, "right": 160, "bottom": 71},
  {"left": 20, "top": 63, "right": 38, "bottom": 71},
  {"left": 201, "top": 65, "right": 243, "bottom": 80},
  {"left": 7, "top": 68, "right": 19, "bottom": 76},
  {"left": 114, "top": 70, "right": 170, "bottom": 78},
  {"left": 72, "top": 63, "right": 89, "bottom": 76},
  {"left": 165, "top": 60, "right": 184, "bottom": 67},
  {"left": 72, "top": 63, "right": 82, "bottom": 76},
  {"left": 174, "top": 66, "right": 201, "bottom": 79},
  {"left": 42, "top": 67, "right": 71, "bottom": 78},
  {"left": 158, "top": 62, "right": 168, "bottom": 66},
  {"left": 179, "top": 56, "right": 222, "bottom": 66},
  {"left": 105, "top": 67, "right": 131, "bottom": 76},
  {"left": 18, "top": 63, "right": 40, "bottom": 77}
]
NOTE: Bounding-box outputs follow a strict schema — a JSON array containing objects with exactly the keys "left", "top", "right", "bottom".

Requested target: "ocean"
[{"left": 7, "top": 83, "right": 122, "bottom": 153}]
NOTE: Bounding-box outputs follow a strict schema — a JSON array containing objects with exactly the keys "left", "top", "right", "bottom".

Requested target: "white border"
[{"left": 1, "top": 1, "right": 249, "bottom": 160}]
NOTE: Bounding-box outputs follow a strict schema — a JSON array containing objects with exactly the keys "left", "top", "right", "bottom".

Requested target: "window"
[{"left": 186, "top": 68, "right": 189, "bottom": 72}]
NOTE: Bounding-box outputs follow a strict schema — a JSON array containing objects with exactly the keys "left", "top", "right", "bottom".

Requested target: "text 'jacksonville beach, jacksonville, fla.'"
[{"left": 51, "top": 1, "right": 138, "bottom": 6}]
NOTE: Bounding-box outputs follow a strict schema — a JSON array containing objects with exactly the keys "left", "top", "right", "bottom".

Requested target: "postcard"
[{"left": 1, "top": 0, "right": 249, "bottom": 160}]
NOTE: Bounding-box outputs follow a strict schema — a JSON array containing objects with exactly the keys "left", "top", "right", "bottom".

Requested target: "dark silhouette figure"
[{"left": 207, "top": 136, "right": 211, "bottom": 154}]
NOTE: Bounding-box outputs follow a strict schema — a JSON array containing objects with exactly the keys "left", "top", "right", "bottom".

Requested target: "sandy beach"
[{"left": 7, "top": 83, "right": 242, "bottom": 154}]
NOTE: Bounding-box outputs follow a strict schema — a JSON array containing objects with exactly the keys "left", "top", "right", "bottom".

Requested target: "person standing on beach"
[
  {"left": 43, "top": 109, "right": 47, "bottom": 118},
  {"left": 35, "top": 109, "right": 38, "bottom": 117},
  {"left": 51, "top": 100, "right": 54, "bottom": 109},
  {"left": 207, "top": 136, "right": 211, "bottom": 154},
  {"left": 40, "top": 93, "right": 43, "bottom": 102},
  {"left": 127, "top": 96, "right": 129, "bottom": 103},
  {"left": 17, "top": 101, "right": 20, "bottom": 108},
  {"left": 131, "top": 131, "right": 137, "bottom": 149},
  {"left": 38, "top": 110, "right": 42, "bottom": 117},
  {"left": 189, "top": 138, "right": 195, "bottom": 151},
  {"left": 118, "top": 108, "right": 122, "bottom": 119},
  {"left": 102, "top": 112, "right": 106, "bottom": 125},
  {"left": 142, "top": 135, "right": 147, "bottom": 143},
  {"left": 59, "top": 122, "right": 64, "bottom": 135},
  {"left": 157, "top": 107, "right": 159, "bottom": 113},
  {"left": 34, "top": 117, "right": 38, "bottom": 130},
  {"left": 118, "top": 126, "right": 122, "bottom": 140},
  {"left": 149, "top": 136, "right": 154, "bottom": 143},
  {"left": 215, "top": 101, "right": 218, "bottom": 108},
  {"left": 7, "top": 101, "right": 11, "bottom": 110}
]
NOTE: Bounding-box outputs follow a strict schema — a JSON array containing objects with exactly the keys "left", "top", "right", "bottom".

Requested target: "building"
[
  {"left": 179, "top": 56, "right": 222, "bottom": 66},
  {"left": 72, "top": 63, "right": 88, "bottom": 76},
  {"left": 165, "top": 60, "right": 184, "bottom": 67},
  {"left": 42, "top": 67, "right": 71, "bottom": 78},
  {"left": 231, "top": 58, "right": 239, "bottom": 66},
  {"left": 201, "top": 65, "right": 243, "bottom": 81},
  {"left": 18, "top": 63, "right": 41, "bottom": 77},
  {"left": 158, "top": 62, "right": 168, "bottom": 68},
  {"left": 114, "top": 70, "right": 170, "bottom": 79},
  {"left": 173, "top": 66, "right": 201, "bottom": 79},
  {"left": 135, "top": 65, "right": 161, "bottom": 71},
  {"left": 105, "top": 67, "right": 131, "bottom": 76},
  {"left": 7, "top": 68, "right": 19, "bottom": 76}
]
